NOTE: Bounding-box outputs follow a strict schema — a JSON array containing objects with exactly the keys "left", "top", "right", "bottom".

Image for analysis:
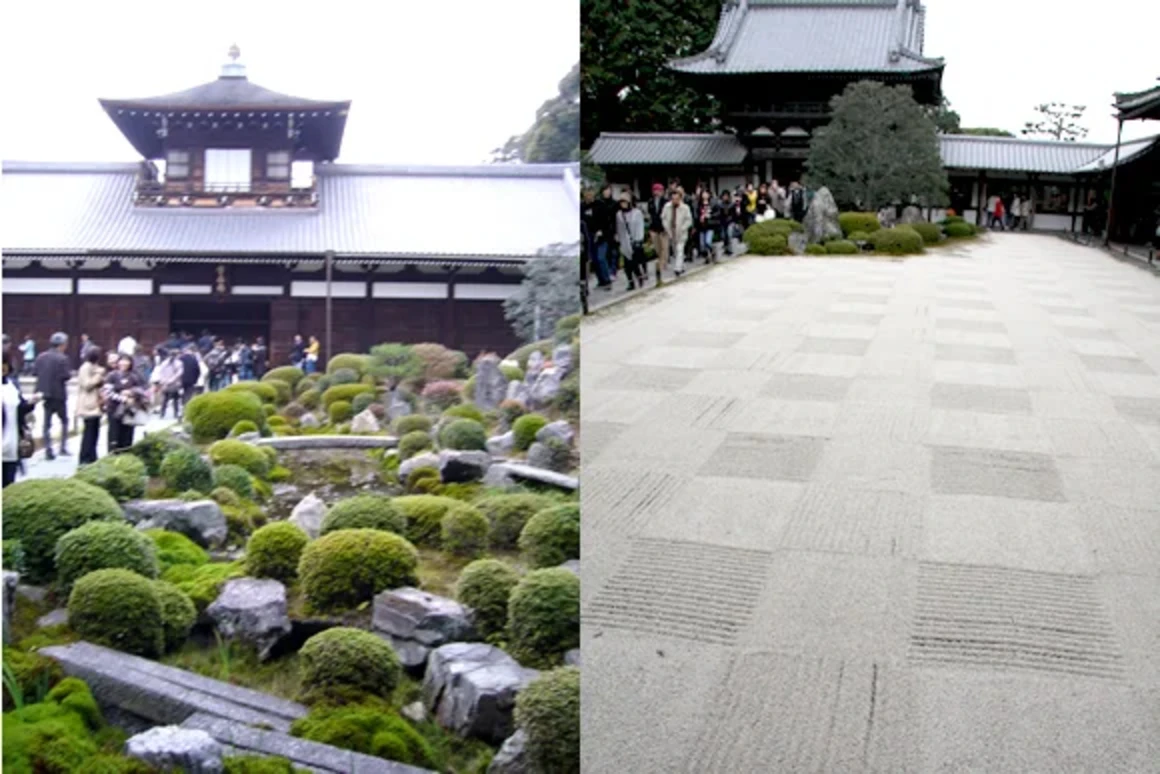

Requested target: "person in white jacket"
[
  {"left": 661, "top": 189, "right": 694, "bottom": 279},
  {"left": 615, "top": 193, "right": 647, "bottom": 291}
]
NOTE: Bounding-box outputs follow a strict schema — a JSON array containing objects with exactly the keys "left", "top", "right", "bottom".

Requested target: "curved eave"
[
  {"left": 98, "top": 98, "right": 351, "bottom": 113},
  {"left": 668, "top": 62, "right": 944, "bottom": 77}
]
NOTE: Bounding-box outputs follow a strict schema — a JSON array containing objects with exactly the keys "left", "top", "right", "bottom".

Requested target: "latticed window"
[
  {"left": 204, "top": 149, "right": 252, "bottom": 192},
  {"left": 166, "top": 150, "right": 190, "bottom": 179},
  {"left": 267, "top": 150, "right": 290, "bottom": 180}
]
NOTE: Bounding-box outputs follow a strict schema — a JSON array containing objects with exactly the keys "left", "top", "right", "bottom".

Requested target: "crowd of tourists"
[
  {"left": 581, "top": 178, "right": 811, "bottom": 291},
  {"left": 984, "top": 192, "right": 1035, "bottom": 231}
]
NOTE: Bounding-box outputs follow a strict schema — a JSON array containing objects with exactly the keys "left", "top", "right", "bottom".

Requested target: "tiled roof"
[
  {"left": 669, "top": 0, "right": 942, "bottom": 75},
  {"left": 1113, "top": 82, "right": 1160, "bottom": 120},
  {"left": 0, "top": 162, "right": 579, "bottom": 258},
  {"left": 587, "top": 134, "right": 748, "bottom": 165},
  {"left": 938, "top": 135, "right": 1114, "bottom": 173},
  {"left": 1072, "top": 135, "right": 1159, "bottom": 173},
  {"left": 99, "top": 76, "right": 348, "bottom": 112}
]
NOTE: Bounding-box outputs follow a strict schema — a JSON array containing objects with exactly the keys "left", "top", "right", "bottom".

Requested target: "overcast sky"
[
  {"left": 0, "top": 0, "right": 578, "bottom": 165},
  {"left": 927, "top": 0, "right": 1158, "bottom": 144}
]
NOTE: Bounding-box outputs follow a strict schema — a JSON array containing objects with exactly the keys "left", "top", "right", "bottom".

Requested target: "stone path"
[
  {"left": 580, "top": 233, "right": 1160, "bottom": 772},
  {"left": 19, "top": 414, "right": 178, "bottom": 480},
  {"left": 587, "top": 239, "right": 748, "bottom": 313}
]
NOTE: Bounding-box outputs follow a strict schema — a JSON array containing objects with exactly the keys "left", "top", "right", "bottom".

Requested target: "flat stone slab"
[
  {"left": 40, "top": 641, "right": 306, "bottom": 733},
  {"left": 254, "top": 435, "right": 398, "bottom": 450},
  {"left": 182, "top": 712, "right": 436, "bottom": 774},
  {"left": 484, "top": 462, "right": 578, "bottom": 492}
]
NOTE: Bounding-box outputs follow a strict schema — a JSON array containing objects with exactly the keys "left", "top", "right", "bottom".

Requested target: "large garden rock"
[
  {"left": 400, "top": 451, "right": 441, "bottom": 480},
  {"left": 3, "top": 571, "right": 18, "bottom": 644},
  {"left": 488, "top": 729, "right": 531, "bottom": 774},
  {"left": 553, "top": 344, "right": 574, "bottom": 376},
  {"left": 474, "top": 355, "right": 509, "bottom": 411},
  {"left": 298, "top": 412, "right": 320, "bottom": 429},
  {"left": 373, "top": 588, "right": 476, "bottom": 672},
  {"left": 289, "top": 492, "right": 327, "bottom": 539},
  {"left": 877, "top": 206, "right": 898, "bottom": 228},
  {"left": 900, "top": 204, "right": 924, "bottom": 225},
  {"left": 37, "top": 608, "right": 69, "bottom": 629},
  {"left": 528, "top": 368, "right": 562, "bottom": 409},
  {"left": 123, "top": 500, "right": 227, "bottom": 549},
  {"left": 206, "top": 578, "right": 291, "bottom": 660},
  {"left": 350, "top": 409, "right": 381, "bottom": 434},
  {"left": 439, "top": 450, "right": 491, "bottom": 483},
  {"left": 535, "top": 420, "right": 574, "bottom": 447},
  {"left": 483, "top": 462, "right": 579, "bottom": 492},
  {"left": 234, "top": 431, "right": 261, "bottom": 443},
  {"left": 486, "top": 431, "right": 515, "bottom": 457},
  {"left": 125, "top": 726, "right": 224, "bottom": 774},
  {"left": 526, "top": 441, "right": 571, "bottom": 473},
  {"left": 422, "top": 643, "right": 539, "bottom": 743},
  {"left": 803, "top": 186, "right": 842, "bottom": 244},
  {"left": 788, "top": 231, "right": 808, "bottom": 255},
  {"left": 505, "top": 380, "right": 531, "bottom": 405}
]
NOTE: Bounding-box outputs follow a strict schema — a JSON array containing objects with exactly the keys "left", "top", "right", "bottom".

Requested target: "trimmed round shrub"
[
  {"left": 74, "top": 453, "right": 147, "bottom": 502},
  {"left": 296, "top": 376, "right": 319, "bottom": 395},
  {"left": 744, "top": 230, "right": 789, "bottom": 256},
  {"left": 943, "top": 214, "right": 966, "bottom": 225},
  {"left": 516, "top": 667, "right": 580, "bottom": 774},
  {"left": 55, "top": 520, "right": 159, "bottom": 593},
  {"left": 68, "top": 568, "right": 165, "bottom": 657},
  {"left": 825, "top": 239, "right": 859, "bottom": 255},
  {"left": 298, "top": 627, "right": 401, "bottom": 702},
  {"left": 263, "top": 404, "right": 277, "bottom": 418},
  {"left": 326, "top": 353, "right": 369, "bottom": 376},
  {"left": 316, "top": 375, "right": 334, "bottom": 392},
  {"left": 507, "top": 568, "right": 580, "bottom": 665},
  {"left": 2, "top": 478, "right": 122, "bottom": 583},
  {"left": 230, "top": 419, "right": 260, "bottom": 437},
  {"left": 211, "top": 486, "right": 242, "bottom": 507},
  {"left": 512, "top": 414, "right": 548, "bottom": 451},
  {"left": 330, "top": 367, "right": 360, "bottom": 386},
  {"left": 125, "top": 432, "right": 190, "bottom": 476},
  {"left": 392, "top": 495, "right": 465, "bottom": 547},
  {"left": 262, "top": 366, "right": 305, "bottom": 388},
  {"left": 329, "top": 400, "right": 353, "bottom": 424},
  {"left": 290, "top": 702, "right": 435, "bottom": 768},
  {"left": 225, "top": 381, "right": 278, "bottom": 404},
  {"left": 456, "top": 559, "right": 520, "bottom": 638},
  {"left": 157, "top": 447, "right": 212, "bottom": 495},
  {"left": 870, "top": 226, "right": 925, "bottom": 255},
  {"left": 178, "top": 489, "right": 205, "bottom": 501},
  {"left": 321, "top": 494, "right": 406, "bottom": 537},
  {"left": 438, "top": 418, "right": 487, "bottom": 451},
  {"left": 208, "top": 439, "right": 271, "bottom": 479},
  {"left": 281, "top": 402, "right": 307, "bottom": 421},
  {"left": 440, "top": 502, "right": 489, "bottom": 556},
  {"left": 519, "top": 503, "right": 580, "bottom": 568},
  {"left": 394, "top": 414, "right": 432, "bottom": 435},
  {"left": 838, "top": 212, "right": 881, "bottom": 236},
  {"left": 476, "top": 493, "right": 559, "bottom": 549},
  {"left": 351, "top": 392, "right": 377, "bottom": 416},
  {"left": 910, "top": 222, "right": 943, "bottom": 245},
  {"left": 146, "top": 529, "right": 208, "bottom": 572},
  {"left": 268, "top": 415, "right": 287, "bottom": 428},
  {"left": 153, "top": 579, "right": 196, "bottom": 651},
  {"left": 212, "top": 464, "right": 255, "bottom": 500},
  {"left": 246, "top": 522, "right": 309, "bottom": 582},
  {"left": 321, "top": 383, "right": 374, "bottom": 409},
  {"left": 421, "top": 380, "right": 463, "bottom": 410},
  {"left": 805, "top": 243, "right": 827, "bottom": 255},
  {"left": 413, "top": 342, "right": 468, "bottom": 381},
  {"left": 185, "top": 390, "right": 266, "bottom": 443},
  {"left": 443, "top": 403, "right": 485, "bottom": 424},
  {"left": 298, "top": 389, "right": 321, "bottom": 410},
  {"left": 945, "top": 221, "right": 977, "bottom": 237},
  {"left": 298, "top": 529, "right": 419, "bottom": 612},
  {"left": 398, "top": 430, "right": 433, "bottom": 461}
]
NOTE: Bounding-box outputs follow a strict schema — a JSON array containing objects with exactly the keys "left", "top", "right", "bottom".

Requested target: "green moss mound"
[
  {"left": 145, "top": 529, "right": 209, "bottom": 572},
  {"left": 298, "top": 529, "right": 419, "bottom": 612},
  {"left": 1, "top": 678, "right": 123, "bottom": 774},
  {"left": 208, "top": 439, "right": 271, "bottom": 479},
  {"left": 243, "top": 522, "right": 308, "bottom": 583},
  {"left": 910, "top": 222, "right": 943, "bottom": 245},
  {"left": 393, "top": 414, "right": 432, "bottom": 435},
  {"left": 68, "top": 568, "right": 165, "bottom": 657},
  {"left": 825, "top": 239, "right": 859, "bottom": 255},
  {"left": 230, "top": 419, "right": 260, "bottom": 437},
  {"left": 328, "top": 400, "right": 353, "bottom": 424},
  {"left": 298, "top": 388, "right": 322, "bottom": 410},
  {"left": 55, "top": 521, "right": 159, "bottom": 593},
  {"left": 290, "top": 701, "right": 434, "bottom": 768},
  {"left": 404, "top": 466, "right": 441, "bottom": 495},
  {"left": 74, "top": 453, "right": 147, "bottom": 503},
  {"left": 397, "top": 430, "right": 433, "bottom": 461},
  {"left": 944, "top": 221, "right": 977, "bottom": 237},
  {"left": 2, "top": 478, "right": 122, "bottom": 584},
  {"left": 515, "top": 666, "right": 580, "bottom": 774},
  {"left": 152, "top": 579, "right": 196, "bottom": 652},
  {"left": 329, "top": 368, "right": 360, "bottom": 386},
  {"left": 326, "top": 353, "right": 370, "bottom": 376},
  {"left": 518, "top": 503, "right": 580, "bottom": 569},
  {"left": 392, "top": 495, "right": 463, "bottom": 547},
  {"left": 162, "top": 561, "right": 245, "bottom": 613},
  {"left": 511, "top": 414, "right": 547, "bottom": 451},
  {"left": 321, "top": 383, "right": 375, "bottom": 409},
  {"left": 185, "top": 390, "right": 267, "bottom": 443},
  {"left": 870, "top": 226, "right": 925, "bottom": 255},
  {"left": 443, "top": 403, "right": 485, "bottom": 424},
  {"left": 476, "top": 493, "right": 559, "bottom": 549},
  {"left": 438, "top": 418, "right": 487, "bottom": 451},
  {"left": 456, "top": 559, "right": 520, "bottom": 638},
  {"left": 298, "top": 627, "right": 402, "bottom": 704},
  {"left": 2, "top": 647, "right": 64, "bottom": 710},
  {"left": 212, "top": 463, "right": 255, "bottom": 500},
  {"left": 507, "top": 567, "right": 580, "bottom": 666},
  {"left": 223, "top": 755, "right": 309, "bottom": 774},
  {"left": 350, "top": 392, "right": 377, "bottom": 416},
  {"left": 212, "top": 487, "right": 242, "bottom": 508},
  {"left": 225, "top": 380, "right": 278, "bottom": 404},
  {"left": 805, "top": 243, "right": 827, "bottom": 255},
  {"left": 262, "top": 366, "right": 305, "bottom": 388},
  {"left": 320, "top": 494, "right": 405, "bottom": 537},
  {"left": 838, "top": 212, "right": 881, "bottom": 236},
  {"left": 125, "top": 432, "right": 190, "bottom": 477},
  {"left": 159, "top": 447, "right": 214, "bottom": 494},
  {"left": 440, "top": 502, "right": 489, "bottom": 557}
]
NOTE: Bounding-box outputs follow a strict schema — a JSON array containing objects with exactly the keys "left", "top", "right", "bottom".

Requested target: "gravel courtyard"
[{"left": 580, "top": 233, "right": 1160, "bottom": 772}]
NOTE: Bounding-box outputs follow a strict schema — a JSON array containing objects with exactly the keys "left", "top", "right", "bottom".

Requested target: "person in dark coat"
[
  {"left": 289, "top": 335, "right": 307, "bottom": 367},
  {"left": 719, "top": 190, "right": 738, "bottom": 255},
  {"left": 597, "top": 185, "right": 621, "bottom": 281},
  {"left": 788, "top": 181, "right": 808, "bottom": 222},
  {"left": 34, "top": 332, "right": 72, "bottom": 460},
  {"left": 179, "top": 345, "right": 201, "bottom": 407},
  {"left": 104, "top": 354, "right": 148, "bottom": 453},
  {"left": 580, "top": 190, "right": 611, "bottom": 290},
  {"left": 251, "top": 337, "right": 268, "bottom": 378}
]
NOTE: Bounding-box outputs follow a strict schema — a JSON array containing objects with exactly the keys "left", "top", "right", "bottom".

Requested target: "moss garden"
[
  {"left": 743, "top": 209, "right": 979, "bottom": 257},
  {"left": 2, "top": 334, "right": 580, "bottom": 774}
]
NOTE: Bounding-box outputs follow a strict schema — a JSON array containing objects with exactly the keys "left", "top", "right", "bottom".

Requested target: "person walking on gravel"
[
  {"left": 34, "top": 332, "right": 71, "bottom": 460},
  {"left": 76, "top": 347, "right": 106, "bottom": 465},
  {"left": 646, "top": 183, "right": 668, "bottom": 285},
  {"left": 662, "top": 188, "right": 693, "bottom": 279},
  {"left": 616, "top": 192, "right": 646, "bottom": 291}
]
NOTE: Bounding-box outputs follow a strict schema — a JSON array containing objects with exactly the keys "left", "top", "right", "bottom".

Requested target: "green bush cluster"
[
  {"left": 290, "top": 701, "right": 434, "bottom": 768},
  {"left": 910, "top": 222, "right": 943, "bottom": 245},
  {"left": 230, "top": 420, "right": 260, "bottom": 437},
  {"left": 398, "top": 430, "right": 433, "bottom": 460},
  {"left": 405, "top": 466, "right": 441, "bottom": 495},
  {"left": 329, "top": 368, "right": 360, "bottom": 386},
  {"left": 476, "top": 493, "right": 559, "bottom": 549},
  {"left": 225, "top": 381, "right": 279, "bottom": 404},
  {"left": 456, "top": 559, "right": 520, "bottom": 638},
  {"left": 944, "top": 221, "right": 977, "bottom": 237},
  {"left": 208, "top": 439, "right": 271, "bottom": 479},
  {"left": 125, "top": 432, "right": 190, "bottom": 476},
  {"left": 554, "top": 314, "right": 581, "bottom": 343},
  {"left": 870, "top": 226, "right": 925, "bottom": 255},
  {"left": 742, "top": 219, "right": 801, "bottom": 256},
  {"left": 805, "top": 243, "right": 827, "bottom": 255},
  {"left": 223, "top": 755, "right": 309, "bottom": 774},
  {"left": 322, "top": 383, "right": 374, "bottom": 409},
  {"left": 439, "top": 418, "right": 487, "bottom": 451},
  {"left": 440, "top": 502, "right": 490, "bottom": 557},
  {"left": 326, "top": 353, "right": 370, "bottom": 376},
  {"left": 943, "top": 214, "right": 966, "bottom": 224},
  {"left": 519, "top": 503, "right": 580, "bottom": 568},
  {"left": 2, "top": 478, "right": 122, "bottom": 583},
  {"left": 2, "top": 540, "right": 25, "bottom": 573},
  {"left": 838, "top": 212, "right": 881, "bottom": 236},
  {"left": 297, "top": 627, "right": 402, "bottom": 704},
  {"left": 262, "top": 366, "right": 305, "bottom": 388},
  {"left": 328, "top": 400, "right": 353, "bottom": 424},
  {"left": 185, "top": 390, "right": 267, "bottom": 443},
  {"left": 848, "top": 230, "right": 871, "bottom": 242},
  {"left": 515, "top": 666, "right": 580, "bottom": 774},
  {"left": 55, "top": 521, "right": 159, "bottom": 593},
  {"left": 145, "top": 529, "right": 209, "bottom": 572},
  {"left": 298, "top": 529, "right": 419, "bottom": 612},
  {"left": 67, "top": 568, "right": 166, "bottom": 657},
  {"left": 825, "top": 239, "right": 859, "bottom": 254},
  {"left": 159, "top": 447, "right": 214, "bottom": 494},
  {"left": 512, "top": 414, "right": 547, "bottom": 451},
  {"left": 554, "top": 374, "right": 579, "bottom": 418},
  {"left": 320, "top": 494, "right": 406, "bottom": 537},
  {"left": 393, "top": 414, "right": 432, "bottom": 435},
  {"left": 263, "top": 404, "right": 278, "bottom": 418},
  {"left": 392, "top": 495, "right": 463, "bottom": 546},
  {"left": 212, "top": 464, "right": 255, "bottom": 500},
  {"left": 507, "top": 568, "right": 580, "bottom": 666},
  {"left": 298, "top": 389, "right": 322, "bottom": 410},
  {"left": 246, "top": 522, "right": 309, "bottom": 583},
  {"left": 74, "top": 454, "right": 147, "bottom": 503}
]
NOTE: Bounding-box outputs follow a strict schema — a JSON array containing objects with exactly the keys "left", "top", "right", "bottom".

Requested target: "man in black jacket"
[
  {"left": 179, "top": 346, "right": 201, "bottom": 409},
  {"left": 646, "top": 183, "right": 668, "bottom": 281},
  {"left": 789, "top": 181, "right": 807, "bottom": 222},
  {"left": 34, "top": 332, "right": 72, "bottom": 460}
]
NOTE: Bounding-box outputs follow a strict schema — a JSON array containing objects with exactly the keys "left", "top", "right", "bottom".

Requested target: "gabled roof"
[
  {"left": 938, "top": 135, "right": 1115, "bottom": 173},
  {"left": 0, "top": 162, "right": 579, "bottom": 259},
  {"left": 1114, "top": 80, "right": 1160, "bottom": 121},
  {"left": 588, "top": 134, "right": 748, "bottom": 165},
  {"left": 668, "top": 0, "right": 943, "bottom": 75}
]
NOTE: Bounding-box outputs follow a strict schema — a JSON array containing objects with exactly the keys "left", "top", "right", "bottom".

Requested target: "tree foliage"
[
  {"left": 961, "top": 127, "right": 1015, "bottom": 137},
  {"left": 368, "top": 344, "right": 423, "bottom": 388},
  {"left": 1021, "top": 102, "right": 1088, "bottom": 141},
  {"left": 492, "top": 64, "right": 580, "bottom": 163},
  {"left": 926, "top": 96, "right": 961, "bottom": 134},
  {"left": 580, "top": 0, "right": 722, "bottom": 148},
  {"left": 504, "top": 243, "right": 581, "bottom": 343},
  {"left": 805, "top": 81, "right": 948, "bottom": 211}
]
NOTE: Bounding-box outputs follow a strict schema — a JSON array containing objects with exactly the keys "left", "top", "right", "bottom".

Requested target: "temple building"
[
  {"left": 588, "top": 0, "right": 1158, "bottom": 238},
  {"left": 2, "top": 47, "right": 579, "bottom": 362}
]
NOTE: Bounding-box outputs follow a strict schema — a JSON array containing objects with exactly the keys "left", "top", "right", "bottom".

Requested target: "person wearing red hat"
[{"left": 646, "top": 183, "right": 668, "bottom": 285}]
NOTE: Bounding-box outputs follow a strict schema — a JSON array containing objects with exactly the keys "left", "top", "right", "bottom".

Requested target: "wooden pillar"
[
  {"left": 1104, "top": 117, "right": 1125, "bottom": 246},
  {"left": 976, "top": 171, "right": 987, "bottom": 227},
  {"left": 444, "top": 266, "right": 458, "bottom": 350}
]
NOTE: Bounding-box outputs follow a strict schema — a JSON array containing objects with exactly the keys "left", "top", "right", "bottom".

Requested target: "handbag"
[{"left": 17, "top": 434, "right": 33, "bottom": 459}]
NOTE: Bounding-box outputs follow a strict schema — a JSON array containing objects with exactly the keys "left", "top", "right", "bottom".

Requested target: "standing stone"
[
  {"left": 553, "top": 344, "right": 574, "bottom": 377},
  {"left": 349, "top": 409, "right": 381, "bottom": 434},
  {"left": 387, "top": 390, "right": 413, "bottom": 422},
  {"left": 289, "top": 492, "right": 327, "bottom": 539},
  {"left": 900, "top": 204, "right": 924, "bottom": 225},
  {"left": 206, "top": 579, "right": 291, "bottom": 661},
  {"left": 124, "top": 727, "right": 224, "bottom": 774},
  {"left": 526, "top": 441, "right": 570, "bottom": 473},
  {"left": 877, "top": 206, "right": 898, "bottom": 229},
  {"left": 422, "top": 642, "right": 539, "bottom": 743},
  {"left": 564, "top": 649, "right": 581, "bottom": 667},
  {"left": 528, "top": 368, "right": 562, "bottom": 410},
  {"left": 802, "top": 187, "right": 842, "bottom": 244},
  {"left": 123, "top": 501, "right": 227, "bottom": 549},
  {"left": 488, "top": 729, "right": 531, "bottom": 774},
  {"left": 506, "top": 381, "right": 530, "bottom": 405},
  {"left": 526, "top": 351, "right": 545, "bottom": 381},
  {"left": 2, "top": 571, "right": 18, "bottom": 645},
  {"left": 474, "top": 355, "right": 509, "bottom": 411}
]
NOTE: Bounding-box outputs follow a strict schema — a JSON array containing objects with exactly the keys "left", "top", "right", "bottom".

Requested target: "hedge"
[
  {"left": 825, "top": 239, "right": 859, "bottom": 255},
  {"left": 298, "top": 529, "right": 419, "bottom": 612},
  {"left": 805, "top": 243, "right": 827, "bottom": 255},
  {"left": 321, "top": 383, "right": 375, "bottom": 409},
  {"left": 326, "top": 353, "right": 370, "bottom": 376},
  {"left": 68, "top": 568, "right": 166, "bottom": 657},
  {"left": 439, "top": 418, "right": 487, "bottom": 451},
  {"left": 944, "top": 221, "right": 977, "bottom": 237},
  {"left": 55, "top": 521, "right": 159, "bottom": 593},
  {"left": 910, "top": 222, "right": 943, "bottom": 245},
  {"left": 261, "top": 366, "right": 305, "bottom": 388},
  {"left": 476, "top": 492, "right": 559, "bottom": 549},
  {"left": 838, "top": 212, "right": 881, "bottom": 236},
  {"left": 742, "top": 227, "right": 790, "bottom": 256},
  {"left": 185, "top": 390, "right": 267, "bottom": 443},
  {"left": 225, "top": 381, "right": 278, "bottom": 404},
  {"left": 440, "top": 502, "right": 489, "bottom": 556}
]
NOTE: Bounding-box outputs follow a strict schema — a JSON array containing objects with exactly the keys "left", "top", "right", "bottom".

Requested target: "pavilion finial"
[
  {"left": 228, "top": 43, "right": 241, "bottom": 61},
  {"left": 221, "top": 43, "right": 246, "bottom": 79}
]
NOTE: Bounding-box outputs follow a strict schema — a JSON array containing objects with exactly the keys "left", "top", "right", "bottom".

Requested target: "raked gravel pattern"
[{"left": 581, "top": 234, "right": 1160, "bottom": 773}]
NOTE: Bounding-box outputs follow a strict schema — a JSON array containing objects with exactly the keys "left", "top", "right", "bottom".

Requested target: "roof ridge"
[
  {"left": 940, "top": 134, "right": 1114, "bottom": 149},
  {"left": 595, "top": 132, "right": 739, "bottom": 139}
]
